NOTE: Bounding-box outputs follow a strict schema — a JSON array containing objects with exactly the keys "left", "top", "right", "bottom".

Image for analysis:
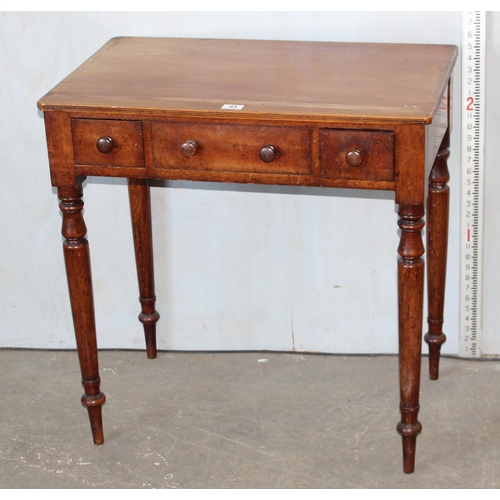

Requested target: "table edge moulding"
[{"left": 37, "top": 37, "right": 458, "bottom": 474}]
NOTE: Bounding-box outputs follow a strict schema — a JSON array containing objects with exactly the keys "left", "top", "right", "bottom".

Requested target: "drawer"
[
  {"left": 152, "top": 122, "right": 311, "bottom": 175},
  {"left": 319, "top": 129, "right": 394, "bottom": 182},
  {"left": 72, "top": 119, "right": 145, "bottom": 168}
]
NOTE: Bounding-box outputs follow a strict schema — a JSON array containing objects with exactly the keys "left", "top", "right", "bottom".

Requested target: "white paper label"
[{"left": 221, "top": 104, "right": 244, "bottom": 110}]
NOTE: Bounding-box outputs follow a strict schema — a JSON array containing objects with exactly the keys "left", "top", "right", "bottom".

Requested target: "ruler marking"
[{"left": 460, "top": 11, "right": 485, "bottom": 358}]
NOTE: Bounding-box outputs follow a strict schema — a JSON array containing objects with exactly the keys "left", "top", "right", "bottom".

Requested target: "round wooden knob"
[
  {"left": 346, "top": 148, "right": 364, "bottom": 167},
  {"left": 180, "top": 140, "right": 198, "bottom": 158},
  {"left": 259, "top": 145, "right": 276, "bottom": 163},
  {"left": 96, "top": 136, "right": 114, "bottom": 154}
]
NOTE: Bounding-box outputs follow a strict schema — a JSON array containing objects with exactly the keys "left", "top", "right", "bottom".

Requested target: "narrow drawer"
[
  {"left": 319, "top": 129, "right": 394, "bottom": 182},
  {"left": 72, "top": 119, "right": 145, "bottom": 168},
  {"left": 152, "top": 122, "right": 311, "bottom": 175}
]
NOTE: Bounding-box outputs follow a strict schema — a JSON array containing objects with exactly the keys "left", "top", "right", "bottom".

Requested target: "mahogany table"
[{"left": 38, "top": 37, "right": 458, "bottom": 473}]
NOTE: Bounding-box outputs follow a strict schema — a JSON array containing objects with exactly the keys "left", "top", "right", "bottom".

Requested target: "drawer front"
[
  {"left": 152, "top": 122, "right": 311, "bottom": 175},
  {"left": 319, "top": 129, "right": 394, "bottom": 182},
  {"left": 72, "top": 119, "right": 145, "bottom": 168}
]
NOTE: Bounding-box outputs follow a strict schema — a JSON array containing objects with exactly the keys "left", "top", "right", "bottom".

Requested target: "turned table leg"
[
  {"left": 397, "top": 204, "right": 425, "bottom": 474},
  {"left": 128, "top": 178, "right": 160, "bottom": 359},
  {"left": 59, "top": 185, "right": 106, "bottom": 444},
  {"left": 424, "top": 129, "right": 450, "bottom": 380}
]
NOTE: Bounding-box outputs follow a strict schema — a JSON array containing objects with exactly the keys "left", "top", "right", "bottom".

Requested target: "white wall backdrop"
[{"left": 0, "top": 10, "right": 496, "bottom": 356}]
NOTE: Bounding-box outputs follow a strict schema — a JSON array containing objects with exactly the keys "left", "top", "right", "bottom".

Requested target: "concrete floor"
[{"left": 1, "top": 349, "right": 499, "bottom": 488}]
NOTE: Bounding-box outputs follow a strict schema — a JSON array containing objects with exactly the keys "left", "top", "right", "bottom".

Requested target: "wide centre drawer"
[
  {"left": 72, "top": 119, "right": 145, "bottom": 168},
  {"left": 152, "top": 122, "right": 312, "bottom": 175}
]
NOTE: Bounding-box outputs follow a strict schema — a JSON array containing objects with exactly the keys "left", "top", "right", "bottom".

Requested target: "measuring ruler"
[{"left": 459, "top": 11, "right": 486, "bottom": 358}]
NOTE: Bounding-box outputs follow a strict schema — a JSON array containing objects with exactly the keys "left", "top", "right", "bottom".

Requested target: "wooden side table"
[{"left": 38, "top": 37, "right": 458, "bottom": 473}]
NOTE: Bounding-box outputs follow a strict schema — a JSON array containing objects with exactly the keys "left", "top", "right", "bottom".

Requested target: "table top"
[{"left": 38, "top": 37, "right": 457, "bottom": 124}]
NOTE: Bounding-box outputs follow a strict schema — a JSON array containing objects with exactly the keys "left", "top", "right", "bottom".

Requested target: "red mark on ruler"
[{"left": 468, "top": 229, "right": 471, "bottom": 242}]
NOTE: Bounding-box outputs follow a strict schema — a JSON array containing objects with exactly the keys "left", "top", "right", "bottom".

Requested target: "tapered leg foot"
[
  {"left": 82, "top": 388, "right": 106, "bottom": 445},
  {"left": 139, "top": 302, "right": 160, "bottom": 359},
  {"left": 397, "top": 406, "right": 423, "bottom": 474},
  {"left": 425, "top": 129, "right": 450, "bottom": 380},
  {"left": 424, "top": 326, "right": 447, "bottom": 381},
  {"left": 128, "top": 179, "right": 160, "bottom": 359}
]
